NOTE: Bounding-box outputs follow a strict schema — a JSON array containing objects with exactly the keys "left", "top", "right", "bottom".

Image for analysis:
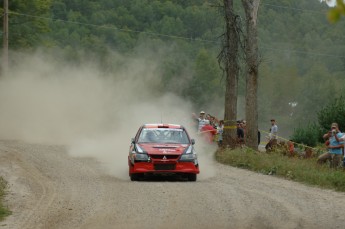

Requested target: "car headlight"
[
  {"left": 131, "top": 144, "right": 150, "bottom": 162},
  {"left": 180, "top": 153, "right": 197, "bottom": 161},
  {"left": 180, "top": 145, "right": 197, "bottom": 163},
  {"left": 135, "top": 144, "right": 145, "bottom": 153},
  {"left": 134, "top": 153, "right": 149, "bottom": 161}
]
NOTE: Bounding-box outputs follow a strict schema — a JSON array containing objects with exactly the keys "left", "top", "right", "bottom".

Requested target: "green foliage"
[
  {"left": 184, "top": 48, "right": 223, "bottom": 107},
  {"left": 1, "top": 0, "right": 345, "bottom": 117},
  {"left": 290, "top": 96, "right": 345, "bottom": 148},
  {"left": 216, "top": 148, "right": 345, "bottom": 192},
  {"left": 0, "top": 177, "right": 11, "bottom": 221},
  {"left": 328, "top": 0, "right": 345, "bottom": 23},
  {"left": 291, "top": 123, "right": 323, "bottom": 147},
  {"left": 317, "top": 97, "right": 345, "bottom": 132},
  {"left": 7, "top": 0, "right": 52, "bottom": 48}
]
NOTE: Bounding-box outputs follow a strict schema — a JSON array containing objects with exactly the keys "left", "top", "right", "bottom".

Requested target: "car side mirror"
[
  {"left": 131, "top": 138, "right": 135, "bottom": 144},
  {"left": 191, "top": 139, "right": 195, "bottom": 145}
]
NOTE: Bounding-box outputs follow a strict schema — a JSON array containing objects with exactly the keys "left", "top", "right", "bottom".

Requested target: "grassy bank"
[
  {"left": 0, "top": 177, "right": 11, "bottom": 221},
  {"left": 215, "top": 148, "right": 345, "bottom": 192}
]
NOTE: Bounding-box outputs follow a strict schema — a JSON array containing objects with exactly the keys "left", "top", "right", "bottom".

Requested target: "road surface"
[{"left": 1, "top": 140, "right": 345, "bottom": 229}]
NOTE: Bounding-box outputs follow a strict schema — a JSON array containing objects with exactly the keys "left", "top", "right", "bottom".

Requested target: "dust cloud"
[{"left": 0, "top": 51, "right": 216, "bottom": 180}]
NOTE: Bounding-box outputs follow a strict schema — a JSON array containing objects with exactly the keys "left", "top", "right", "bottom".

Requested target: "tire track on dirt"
[{"left": 1, "top": 141, "right": 345, "bottom": 229}]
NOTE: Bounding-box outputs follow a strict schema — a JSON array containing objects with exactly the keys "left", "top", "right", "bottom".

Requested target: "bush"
[
  {"left": 318, "top": 96, "right": 345, "bottom": 132},
  {"left": 291, "top": 123, "right": 323, "bottom": 147},
  {"left": 0, "top": 177, "right": 11, "bottom": 220}
]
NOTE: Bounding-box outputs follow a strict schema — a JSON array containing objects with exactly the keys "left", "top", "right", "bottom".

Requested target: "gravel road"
[{"left": 1, "top": 140, "right": 345, "bottom": 229}]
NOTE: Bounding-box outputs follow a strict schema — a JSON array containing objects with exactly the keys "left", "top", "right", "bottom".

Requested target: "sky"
[{"left": 320, "top": 0, "right": 337, "bottom": 7}]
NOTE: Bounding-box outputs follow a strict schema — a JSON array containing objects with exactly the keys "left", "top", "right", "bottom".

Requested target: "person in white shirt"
[
  {"left": 270, "top": 119, "right": 278, "bottom": 140},
  {"left": 265, "top": 118, "right": 278, "bottom": 151},
  {"left": 192, "top": 111, "right": 208, "bottom": 132}
]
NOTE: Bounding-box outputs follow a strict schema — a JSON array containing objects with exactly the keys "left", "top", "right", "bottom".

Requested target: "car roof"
[{"left": 143, "top": 124, "right": 183, "bottom": 129}]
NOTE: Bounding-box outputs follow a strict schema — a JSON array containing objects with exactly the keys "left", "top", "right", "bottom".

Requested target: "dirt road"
[{"left": 1, "top": 140, "right": 345, "bottom": 229}]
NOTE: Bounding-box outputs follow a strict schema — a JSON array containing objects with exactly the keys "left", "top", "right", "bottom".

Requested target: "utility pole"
[{"left": 2, "top": 0, "right": 8, "bottom": 76}]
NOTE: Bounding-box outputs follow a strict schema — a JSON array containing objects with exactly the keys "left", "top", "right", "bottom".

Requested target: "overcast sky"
[{"left": 320, "top": 0, "right": 336, "bottom": 7}]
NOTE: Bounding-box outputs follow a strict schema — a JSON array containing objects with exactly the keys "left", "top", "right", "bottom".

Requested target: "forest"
[{"left": 1, "top": 0, "right": 345, "bottom": 138}]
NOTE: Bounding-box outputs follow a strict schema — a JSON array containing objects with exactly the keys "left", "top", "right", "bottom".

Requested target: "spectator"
[
  {"left": 236, "top": 121, "right": 245, "bottom": 146},
  {"left": 208, "top": 115, "right": 219, "bottom": 129},
  {"left": 241, "top": 120, "right": 247, "bottom": 141},
  {"left": 258, "top": 129, "right": 261, "bottom": 146},
  {"left": 270, "top": 119, "right": 278, "bottom": 139},
  {"left": 217, "top": 120, "right": 224, "bottom": 147},
  {"left": 200, "top": 121, "right": 217, "bottom": 144},
  {"left": 192, "top": 111, "right": 208, "bottom": 132},
  {"left": 317, "top": 123, "right": 344, "bottom": 168},
  {"left": 338, "top": 131, "right": 345, "bottom": 168},
  {"left": 265, "top": 119, "right": 278, "bottom": 151}
]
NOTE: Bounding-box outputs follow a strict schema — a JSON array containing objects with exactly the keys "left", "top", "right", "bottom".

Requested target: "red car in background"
[{"left": 128, "top": 124, "right": 199, "bottom": 181}]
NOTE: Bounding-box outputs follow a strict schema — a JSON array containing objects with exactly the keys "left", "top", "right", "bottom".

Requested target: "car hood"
[{"left": 138, "top": 143, "right": 189, "bottom": 155}]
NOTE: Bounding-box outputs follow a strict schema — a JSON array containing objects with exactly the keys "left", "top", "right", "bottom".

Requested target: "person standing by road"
[
  {"left": 317, "top": 123, "right": 344, "bottom": 168},
  {"left": 265, "top": 119, "right": 278, "bottom": 151},
  {"left": 236, "top": 121, "right": 245, "bottom": 146},
  {"left": 270, "top": 119, "right": 278, "bottom": 140},
  {"left": 217, "top": 120, "right": 224, "bottom": 147},
  {"left": 192, "top": 111, "right": 208, "bottom": 132}
]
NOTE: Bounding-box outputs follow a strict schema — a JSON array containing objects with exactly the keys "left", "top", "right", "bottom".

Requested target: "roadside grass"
[
  {"left": 215, "top": 147, "right": 345, "bottom": 192},
  {"left": 0, "top": 177, "right": 11, "bottom": 221}
]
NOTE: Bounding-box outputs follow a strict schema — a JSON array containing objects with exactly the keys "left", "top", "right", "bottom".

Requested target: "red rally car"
[{"left": 128, "top": 124, "right": 199, "bottom": 181}]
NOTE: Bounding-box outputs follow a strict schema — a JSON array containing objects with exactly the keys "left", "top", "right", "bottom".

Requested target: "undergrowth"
[
  {"left": 215, "top": 147, "right": 345, "bottom": 192},
  {"left": 0, "top": 177, "right": 11, "bottom": 221}
]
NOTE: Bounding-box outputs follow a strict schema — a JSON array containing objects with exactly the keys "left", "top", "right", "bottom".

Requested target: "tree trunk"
[
  {"left": 242, "top": 0, "right": 260, "bottom": 149},
  {"left": 222, "top": 0, "right": 240, "bottom": 148}
]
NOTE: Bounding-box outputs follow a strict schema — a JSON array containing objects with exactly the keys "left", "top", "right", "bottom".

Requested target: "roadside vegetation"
[
  {"left": 291, "top": 97, "right": 345, "bottom": 147},
  {"left": 215, "top": 147, "right": 345, "bottom": 192},
  {"left": 0, "top": 177, "right": 11, "bottom": 221}
]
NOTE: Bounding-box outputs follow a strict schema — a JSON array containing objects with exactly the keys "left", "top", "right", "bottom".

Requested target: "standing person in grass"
[
  {"left": 265, "top": 119, "right": 278, "bottom": 151},
  {"left": 317, "top": 123, "right": 344, "bottom": 168},
  {"left": 217, "top": 120, "right": 224, "bottom": 147}
]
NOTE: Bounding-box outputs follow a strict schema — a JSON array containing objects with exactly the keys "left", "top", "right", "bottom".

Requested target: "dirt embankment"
[{"left": 1, "top": 140, "right": 345, "bottom": 229}]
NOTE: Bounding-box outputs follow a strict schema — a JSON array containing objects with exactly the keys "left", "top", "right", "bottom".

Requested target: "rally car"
[{"left": 128, "top": 124, "right": 199, "bottom": 181}]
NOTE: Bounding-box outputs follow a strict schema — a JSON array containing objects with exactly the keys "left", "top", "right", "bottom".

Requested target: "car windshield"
[{"left": 138, "top": 128, "right": 190, "bottom": 144}]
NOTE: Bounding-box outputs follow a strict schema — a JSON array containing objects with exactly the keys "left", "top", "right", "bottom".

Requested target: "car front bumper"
[{"left": 128, "top": 160, "right": 199, "bottom": 175}]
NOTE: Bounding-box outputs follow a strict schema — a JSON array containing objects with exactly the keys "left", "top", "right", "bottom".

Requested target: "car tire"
[{"left": 188, "top": 173, "right": 197, "bottom": 182}]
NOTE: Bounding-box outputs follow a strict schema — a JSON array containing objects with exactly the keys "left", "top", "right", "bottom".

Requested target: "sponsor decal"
[{"left": 158, "top": 149, "right": 176, "bottom": 152}]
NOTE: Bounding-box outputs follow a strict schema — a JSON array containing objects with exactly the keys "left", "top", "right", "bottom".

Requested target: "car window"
[{"left": 138, "top": 128, "right": 190, "bottom": 144}]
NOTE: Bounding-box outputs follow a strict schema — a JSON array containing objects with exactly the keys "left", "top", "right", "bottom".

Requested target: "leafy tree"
[
  {"left": 317, "top": 97, "right": 345, "bottom": 132},
  {"left": 2, "top": 0, "right": 52, "bottom": 48},
  {"left": 291, "top": 123, "right": 323, "bottom": 147}
]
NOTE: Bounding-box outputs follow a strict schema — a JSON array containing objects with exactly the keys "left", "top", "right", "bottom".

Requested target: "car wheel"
[{"left": 188, "top": 173, "right": 197, "bottom": 182}]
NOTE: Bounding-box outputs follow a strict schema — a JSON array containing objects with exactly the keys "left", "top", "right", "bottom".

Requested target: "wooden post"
[{"left": 2, "top": 0, "right": 9, "bottom": 76}]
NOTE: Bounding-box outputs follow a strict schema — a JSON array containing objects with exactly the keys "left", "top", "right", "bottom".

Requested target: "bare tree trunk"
[
  {"left": 242, "top": 0, "right": 260, "bottom": 149},
  {"left": 222, "top": 0, "right": 240, "bottom": 148}
]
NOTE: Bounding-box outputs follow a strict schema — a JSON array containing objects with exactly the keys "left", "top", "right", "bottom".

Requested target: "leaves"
[{"left": 327, "top": 0, "right": 345, "bottom": 23}]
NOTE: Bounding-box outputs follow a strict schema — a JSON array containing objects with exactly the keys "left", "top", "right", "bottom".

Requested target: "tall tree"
[
  {"left": 242, "top": 0, "right": 260, "bottom": 149},
  {"left": 220, "top": 0, "right": 240, "bottom": 148}
]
